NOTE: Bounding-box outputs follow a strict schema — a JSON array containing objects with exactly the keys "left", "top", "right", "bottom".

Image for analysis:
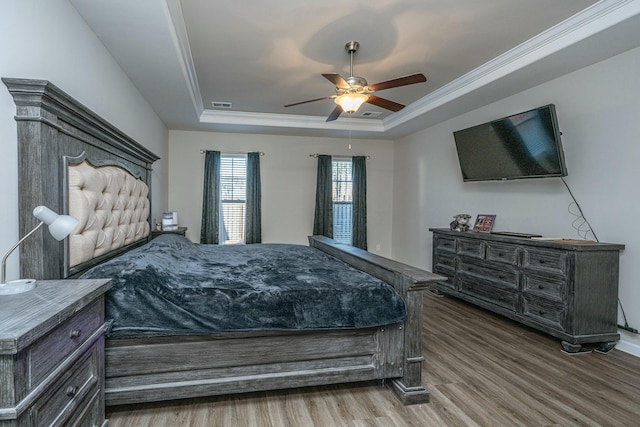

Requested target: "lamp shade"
[
  {"left": 335, "top": 93, "right": 368, "bottom": 113},
  {"left": 1, "top": 206, "right": 79, "bottom": 293},
  {"left": 33, "top": 206, "right": 78, "bottom": 241}
]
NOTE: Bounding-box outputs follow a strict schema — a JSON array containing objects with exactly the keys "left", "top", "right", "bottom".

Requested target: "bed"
[{"left": 4, "top": 78, "right": 444, "bottom": 406}]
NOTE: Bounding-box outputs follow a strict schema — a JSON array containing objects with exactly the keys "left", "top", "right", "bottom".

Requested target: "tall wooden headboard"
[{"left": 3, "top": 78, "right": 160, "bottom": 280}]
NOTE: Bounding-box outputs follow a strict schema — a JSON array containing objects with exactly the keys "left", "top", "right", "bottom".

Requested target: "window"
[
  {"left": 219, "top": 154, "right": 247, "bottom": 244},
  {"left": 332, "top": 158, "right": 352, "bottom": 244}
]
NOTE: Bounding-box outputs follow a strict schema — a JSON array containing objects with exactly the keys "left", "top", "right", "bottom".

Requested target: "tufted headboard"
[
  {"left": 3, "top": 78, "right": 159, "bottom": 279},
  {"left": 68, "top": 160, "right": 151, "bottom": 268}
]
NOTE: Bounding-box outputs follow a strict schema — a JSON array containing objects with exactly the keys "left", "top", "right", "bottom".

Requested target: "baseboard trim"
[{"left": 615, "top": 337, "right": 640, "bottom": 358}]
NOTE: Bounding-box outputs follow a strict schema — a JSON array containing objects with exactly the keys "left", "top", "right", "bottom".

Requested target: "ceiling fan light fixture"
[{"left": 335, "top": 93, "right": 369, "bottom": 113}]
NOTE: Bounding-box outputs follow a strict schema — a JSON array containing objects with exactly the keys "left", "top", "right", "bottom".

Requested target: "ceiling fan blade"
[
  {"left": 326, "top": 105, "right": 343, "bottom": 122},
  {"left": 284, "top": 96, "right": 333, "bottom": 108},
  {"left": 368, "top": 73, "right": 427, "bottom": 92},
  {"left": 322, "top": 73, "right": 350, "bottom": 89},
  {"left": 365, "top": 95, "right": 405, "bottom": 112}
]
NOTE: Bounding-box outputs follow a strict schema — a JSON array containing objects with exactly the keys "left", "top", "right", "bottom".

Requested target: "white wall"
[
  {"left": 392, "top": 46, "right": 640, "bottom": 356},
  {"left": 0, "top": 1, "right": 168, "bottom": 282},
  {"left": 168, "top": 130, "right": 395, "bottom": 256}
]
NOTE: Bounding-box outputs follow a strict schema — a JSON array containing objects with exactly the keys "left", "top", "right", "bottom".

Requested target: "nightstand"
[
  {"left": 151, "top": 226, "right": 187, "bottom": 239},
  {"left": 0, "top": 279, "right": 112, "bottom": 426}
]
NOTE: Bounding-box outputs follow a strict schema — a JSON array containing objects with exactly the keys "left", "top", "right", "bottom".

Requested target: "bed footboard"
[
  {"left": 106, "top": 327, "right": 402, "bottom": 406},
  {"left": 308, "top": 235, "right": 444, "bottom": 404}
]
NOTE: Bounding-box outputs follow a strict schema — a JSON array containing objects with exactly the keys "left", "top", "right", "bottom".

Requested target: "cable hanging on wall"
[
  {"left": 561, "top": 177, "right": 637, "bottom": 334},
  {"left": 561, "top": 177, "right": 599, "bottom": 242}
]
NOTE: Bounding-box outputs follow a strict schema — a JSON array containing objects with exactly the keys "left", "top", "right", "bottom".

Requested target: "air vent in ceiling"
[
  {"left": 212, "top": 101, "right": 232, "bottom": 109},
  {"left": 360, "top": 111, "right": 382, "bottom": 118}
]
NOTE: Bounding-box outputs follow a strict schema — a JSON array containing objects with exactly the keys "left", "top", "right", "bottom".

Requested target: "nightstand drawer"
[
  {"left": 30, "top": 299, "right": 104, "bottom": 387},
  {"left": 30, "top": 345, "right": 100, "bottom": 427}
]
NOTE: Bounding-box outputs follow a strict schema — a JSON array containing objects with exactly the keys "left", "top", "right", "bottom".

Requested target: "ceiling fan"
[{"left": 284, "top": 41, "right": 427, "bottom": 122}]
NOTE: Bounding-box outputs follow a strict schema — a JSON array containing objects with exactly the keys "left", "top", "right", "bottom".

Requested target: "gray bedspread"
[{"left": 80, "top": 235, "right": 406, "bottom": 338}]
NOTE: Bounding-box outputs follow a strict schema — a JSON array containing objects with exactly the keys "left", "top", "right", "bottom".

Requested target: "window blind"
[
  {"left": 219, "top": 154, "right": 247, "bottom": 244},
  {"left": 332, "top": 159, "right": 353, "bottom": 244}
]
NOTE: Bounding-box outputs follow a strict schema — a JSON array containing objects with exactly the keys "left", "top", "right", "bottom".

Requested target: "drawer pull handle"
[
  {"left": 539, "top": 260, "right": 546, "bottom": 264},
  {"left": 69, "top": 329, "right": 81, "bottom": 338},
  {"left": 539, "top": 310, "right": 545, "bottom": 315},
  {"left": 538, "top": 285, "right": 545, "bottom": 289},
  {"left": 66, "top": 386, "right": 79, "bottom": 397}
]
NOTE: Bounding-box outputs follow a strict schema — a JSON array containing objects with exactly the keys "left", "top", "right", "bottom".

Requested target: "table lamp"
[{"left": 0, "top": 206, "right": 78, "bottom": 295}]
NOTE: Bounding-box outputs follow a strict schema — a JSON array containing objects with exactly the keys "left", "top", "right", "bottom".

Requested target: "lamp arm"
[{"left": 1, "top": 221, "right": 44, "bottom": 284}]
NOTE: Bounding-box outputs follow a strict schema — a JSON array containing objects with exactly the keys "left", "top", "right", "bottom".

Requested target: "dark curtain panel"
[
  {"left": 245, "top": 152, "right": 262, "bottom": 244},
  {"left": 313, "top": 155, "right": 333, "bottom": 238},
  {"left": 200, "top": 150, "right": 220, "bottom": 244},
  {"left": 352, "top": 156, "right": 367, "bottom": 250}
]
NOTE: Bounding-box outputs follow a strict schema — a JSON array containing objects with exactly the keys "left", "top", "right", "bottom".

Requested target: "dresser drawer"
[
  {"left": 30, "top": 299, "right": 104, "bottom": 387},
  {"left": 30, "top": 344, "right": 100, "bottom": 427},
  {"left": 434, "top": 234, "right": 456, "bottom": 253},
  {"left": 457, "top": 238, "right": 484, "bottom": 259},
  {"left": 459, "top": 260, "right": 518, "bottom": 289},
  {"left": 459, "top": 276, "right": 519, "bottom": 311},
  {"left": 523, "top": 274, "right": 566, "bottom": 302},
  {"left": 523, "top": 248, "right": 568, "bottom": 276},
  {"left": 433, "top": 253, "right": 456, "bottom": 290},
  {"left": 486, "top": 242, "right": 519, "bottom": 266},
  {"left": 434, "top": 253, "right": 456, "bottom": 274},
  {"left": 522, "top": 296, "right": 567, "bottom": 331}
]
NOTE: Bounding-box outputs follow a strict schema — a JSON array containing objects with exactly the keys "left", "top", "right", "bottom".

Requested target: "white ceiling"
[{"left": 70, "top": 0, "right": 640, "bottom": 139}]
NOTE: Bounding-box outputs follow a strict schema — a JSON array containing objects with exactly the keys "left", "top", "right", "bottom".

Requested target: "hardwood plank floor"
[{"left": 106, "top": 291, "right": 640, "bottom": 426}]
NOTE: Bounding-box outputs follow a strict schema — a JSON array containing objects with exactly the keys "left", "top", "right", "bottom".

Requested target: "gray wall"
[{"left": 168, "top": 130, "right": 395, "bottom": 256}]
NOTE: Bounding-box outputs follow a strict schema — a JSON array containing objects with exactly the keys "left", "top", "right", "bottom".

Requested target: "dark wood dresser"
[
  {"left": 0, "top": 279, "right": 111, "bottom": 426},
  {"left": 429, "top": 228, "right": 624, "bottom": 353}
]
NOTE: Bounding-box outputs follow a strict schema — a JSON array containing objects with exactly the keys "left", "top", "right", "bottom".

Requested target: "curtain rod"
[
  {"left": 309, "top": 153, "right": 370, "bottom": 159},
  {"left": 200, "top": 149, "right": 265, "bottom": 155}
]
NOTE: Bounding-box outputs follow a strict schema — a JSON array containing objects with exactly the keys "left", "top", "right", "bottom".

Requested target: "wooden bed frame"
[{"left": 4, "top": 78, "right": 444, "bottom": 406}]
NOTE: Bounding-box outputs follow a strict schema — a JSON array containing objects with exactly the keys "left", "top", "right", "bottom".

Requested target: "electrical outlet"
[{"left": 375, "top": 244, "right": 381, "bottom": 251}]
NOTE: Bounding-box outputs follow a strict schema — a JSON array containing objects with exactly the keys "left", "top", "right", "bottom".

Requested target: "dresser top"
[
  {"left": 429, "top": 228, "right": 625, "bottom": 251},
  {"left": 0, "top": 279, "right": 112, "bottom": 354}
]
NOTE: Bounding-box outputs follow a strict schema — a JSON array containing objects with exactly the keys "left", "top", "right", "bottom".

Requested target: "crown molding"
[
  {"left": 383, "top": 0, "right": 640, "bottom": 131},
  {"left": 165, "top": 0, "right": 204, "bottom": 118},
  {"left": 200, "top": 109, "right": 385, "bottom": 132}
]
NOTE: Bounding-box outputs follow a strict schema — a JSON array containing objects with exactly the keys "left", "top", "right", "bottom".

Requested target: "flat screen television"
[{"left": 453, "top": 104, "right": 568, "bottom": 181}]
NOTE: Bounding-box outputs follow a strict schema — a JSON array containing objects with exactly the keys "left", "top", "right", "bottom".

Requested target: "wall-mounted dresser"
[
  {"left": 0, "top": 279, "right": 111, "bottom": 426},
  {"left": 429, "top": 228, "right": 624, "bottom": 353}
]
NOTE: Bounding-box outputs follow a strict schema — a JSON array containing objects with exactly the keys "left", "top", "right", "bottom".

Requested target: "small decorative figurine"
[{"left": 450, "top": 214, "right": 472, "bottom": 232}]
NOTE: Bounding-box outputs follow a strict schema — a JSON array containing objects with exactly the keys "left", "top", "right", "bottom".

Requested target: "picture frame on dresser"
[{"left": 473, "top": 214, "right": 496, "bottom": 233}]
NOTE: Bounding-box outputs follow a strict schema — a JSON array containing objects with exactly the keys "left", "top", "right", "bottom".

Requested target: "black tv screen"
[{"left": 453, "top": 105, "right": 568, "bottom": 181}]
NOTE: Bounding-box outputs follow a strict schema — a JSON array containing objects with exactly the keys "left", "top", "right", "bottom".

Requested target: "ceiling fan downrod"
[
  {"left": 343, "top": 41, "right": 367, "bottom": 89},
  {"left": 345, "top": 41, "right": 359, "bottom": 78}
]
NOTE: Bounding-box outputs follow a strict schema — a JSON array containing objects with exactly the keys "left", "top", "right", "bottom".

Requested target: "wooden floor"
[{"left": 107, "top": 291, "right": 640, "bottom": 426}]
